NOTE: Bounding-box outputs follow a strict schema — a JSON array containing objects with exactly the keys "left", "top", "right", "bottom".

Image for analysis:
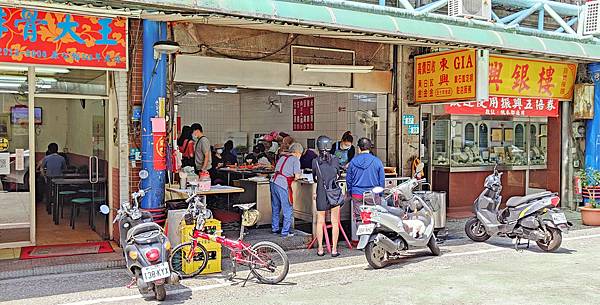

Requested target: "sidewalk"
[
  {"left": 0, "top": 209, "right": 586, "bottom": 280},
  {"left": 0, "top": 228, "right": 311, "bottom": 280}
]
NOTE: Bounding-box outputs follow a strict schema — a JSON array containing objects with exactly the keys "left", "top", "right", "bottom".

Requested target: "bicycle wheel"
[
  {"left": 169, "top": 242, "right": 208, "bottom": 278},
  {"left": 249, "top": 241, "right": 289, "bottom": 284}
]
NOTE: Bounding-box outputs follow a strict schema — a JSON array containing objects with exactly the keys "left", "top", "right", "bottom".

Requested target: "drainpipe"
[
  {"left": 140, "top": 20, "right": 167, "bottom": 209},
  {"left": 560, "top": 101, "right": 571, "bottom": 209},
  {"left": 585, "top": 63, "right": 600, "bottom": 172}
]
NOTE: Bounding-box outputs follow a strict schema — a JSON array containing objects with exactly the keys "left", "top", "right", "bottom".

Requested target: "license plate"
[
  {"left": 357, "top": 224, "right": 375, "bottom": 236},
  {"left": 551, "top": 213, "right": 567, "bottom": 224},
  {"left": 141, "top": 262, "right": 170, "bottom": 282}
]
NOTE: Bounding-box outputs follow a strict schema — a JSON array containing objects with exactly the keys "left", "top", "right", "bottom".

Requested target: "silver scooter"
[
  {"left": 465, "top": 164, "right": 572, "bottom": 252},
  {"left": 100, "top": 171, "right": 179, "bottom": 301},
  {"left": 356, "top": 163, "right": 441, "bottom": 269}
]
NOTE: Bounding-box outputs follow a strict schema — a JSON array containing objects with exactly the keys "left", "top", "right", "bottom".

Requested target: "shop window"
[
  {"left": 530, "top": 125, "right": 537, "bottom": 147},
  {"left": 464, "top": 123, "right": 475, "bottom": 147},
  {"left": 514, "top": 124, "right": 525, "bottom": 148},
  {"left": 479, "top": 124, "right": 488, "bottom": 149}
]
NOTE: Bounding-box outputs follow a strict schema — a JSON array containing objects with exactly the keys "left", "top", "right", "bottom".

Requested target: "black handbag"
[{"left": 315, "top": 161, "right": 344, "bottom": 207}]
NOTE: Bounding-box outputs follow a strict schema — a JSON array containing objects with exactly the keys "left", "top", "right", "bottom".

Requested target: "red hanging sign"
[
  {"left": 0, "top": 6, "right": 127, "bottom": 70},
  {"left": 444, "top": 96, "right": 559, "bottom": 117},
  {"left": 293, "top": 97, "right": 314, "bottom": 131},
  {"left": 151, "top": 118, "right": 166, "bottom": 171}
]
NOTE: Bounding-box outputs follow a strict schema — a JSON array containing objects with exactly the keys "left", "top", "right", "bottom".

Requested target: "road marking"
[{"left": 58, "top": 232, "right": 600, "bottom": 305}]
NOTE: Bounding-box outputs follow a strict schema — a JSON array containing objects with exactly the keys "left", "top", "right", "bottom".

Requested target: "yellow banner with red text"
[{"left": 414, "top": 50, "right": 577, "bottom": 103}]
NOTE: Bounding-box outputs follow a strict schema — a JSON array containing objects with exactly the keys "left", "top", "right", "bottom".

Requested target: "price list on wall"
[{"left": 293, "top": 97, "right": 314, "bottom": 131}]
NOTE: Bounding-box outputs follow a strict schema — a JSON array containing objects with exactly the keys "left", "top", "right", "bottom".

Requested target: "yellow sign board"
[
  {"left": 414, "top": 49, "right": 477, "bottom": 103},
  {"left": 488, "top": 55, "right": 577, "bottom": 100}
]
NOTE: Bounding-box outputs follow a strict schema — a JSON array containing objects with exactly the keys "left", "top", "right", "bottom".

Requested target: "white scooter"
[{"left": 356, "top": 163, "right": 441, "bottom": 269}]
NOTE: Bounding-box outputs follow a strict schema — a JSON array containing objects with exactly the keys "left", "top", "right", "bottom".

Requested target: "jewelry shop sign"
[{"left": 0, "top": 6, "right": 127, "bottom": 70}]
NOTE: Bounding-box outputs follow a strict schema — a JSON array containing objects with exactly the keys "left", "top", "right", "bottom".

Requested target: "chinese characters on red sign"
[
  {"left": 414, "top": 49, "right": 477, "bottom": 103},
  {"left": 444, "top": 96, "right": 559, "bottom": 117},
  {"left": 293, "top": 97, "right": 314, "bottom": 131},
  {"left": 0, "top": 7, "right": 127, "bottom": 70}
]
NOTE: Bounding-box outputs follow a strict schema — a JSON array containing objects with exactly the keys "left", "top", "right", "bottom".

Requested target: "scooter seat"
[
  {"left": 127, "top": 222, "right": 163, "bottom": 244},
  {"left": 384, "top": 206, "right": 405, "bottom": 218},
  {"left": 506, "top": 191, "right": 553, "bottom": 208}
]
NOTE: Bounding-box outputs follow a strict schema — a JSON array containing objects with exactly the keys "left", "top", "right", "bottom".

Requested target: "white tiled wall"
[
  {"left": 177, "top": 93, "right": 241, "bottom": 144},
  {"left": 177, "top": 90, "right": 388, "bottom": 161}
]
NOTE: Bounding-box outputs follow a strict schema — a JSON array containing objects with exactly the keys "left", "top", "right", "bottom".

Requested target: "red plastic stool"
[{"left": 307, "top": 209, "right": 353, "bottom": 253}]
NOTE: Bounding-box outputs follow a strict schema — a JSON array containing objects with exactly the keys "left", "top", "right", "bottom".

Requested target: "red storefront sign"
[
  {"left": 445, "top": 96, "right": 559, "bottom": 117},
  {"left": 293, "top": 97, "right": 314, "bottom": 131},
  {"left": 0, "top": 7, "right": 127, "bottom": 70}
]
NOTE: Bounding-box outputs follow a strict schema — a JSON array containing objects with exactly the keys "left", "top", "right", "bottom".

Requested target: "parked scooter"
[
  {"left": 356, "top": 163, "right": 441, "bottom": 269},
  {"left": 99, "top": 170, "right": 178, "bottom": 301},
  {"left": 465, "top": 164, "right": 572, "bottom": 252}
]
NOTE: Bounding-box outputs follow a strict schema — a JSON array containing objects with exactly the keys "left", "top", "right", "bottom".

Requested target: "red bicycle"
[{"left": 168, "top": 192, "right": 289, "bottom": 285}]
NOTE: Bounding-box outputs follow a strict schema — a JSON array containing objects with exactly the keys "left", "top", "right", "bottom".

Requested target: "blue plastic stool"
[{"left": 70, "top": 198, "right": 93, "bottom": 229}]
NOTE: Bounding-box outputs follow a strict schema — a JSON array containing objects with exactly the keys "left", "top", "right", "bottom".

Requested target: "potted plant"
[{"left": 578, "top": 168, "right": 600, "bottom": 226}]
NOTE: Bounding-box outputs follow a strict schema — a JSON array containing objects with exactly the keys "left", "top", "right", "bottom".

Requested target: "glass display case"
[{"left": 431, "top": 115, "right": 547, "bottom": 171}]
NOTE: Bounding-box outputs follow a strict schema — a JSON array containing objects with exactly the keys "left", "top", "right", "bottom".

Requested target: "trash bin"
[{"left": 431, "top": 191, "right": 447, "bottom": 229}]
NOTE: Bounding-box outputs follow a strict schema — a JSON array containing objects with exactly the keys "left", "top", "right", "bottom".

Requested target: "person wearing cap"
[
  {"left": 345, "top": 137, "right": 385, "bottom": 242},
  {"left": 270, "top": 142, "right": 304, "bottom": 237}
]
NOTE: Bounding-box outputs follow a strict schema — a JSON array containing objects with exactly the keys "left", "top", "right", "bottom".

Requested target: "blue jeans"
[{"left": 270, "top": 182, "right": 293, "bottom": 236}]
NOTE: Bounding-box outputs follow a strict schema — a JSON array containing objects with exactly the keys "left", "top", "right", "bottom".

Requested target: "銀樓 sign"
[{"left": 0, "top": 7, "right": 127, "bottom": 70}]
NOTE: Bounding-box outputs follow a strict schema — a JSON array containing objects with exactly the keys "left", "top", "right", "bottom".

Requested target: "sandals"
[
  {"left": 331, "top": 252, "right": 340, "bottom": 258},
  {"left": 317, "top": 250, "right": 325, "bottom": 257}
]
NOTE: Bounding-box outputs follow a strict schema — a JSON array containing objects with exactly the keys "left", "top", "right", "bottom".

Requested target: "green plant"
[{"left": 578, "top": 168, "right": 600, "bottom": 208}]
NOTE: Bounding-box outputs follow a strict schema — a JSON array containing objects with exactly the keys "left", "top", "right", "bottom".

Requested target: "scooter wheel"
[
  {"left": 365, "top": 241, "right": 388, "bottom": 269},
  {"left": 465, "top": 217, "right": 491, "bottom": 242},
  {"left": 428, "top": 236, "right": 441, "bottom": 256},
  {"left": 155, "top": 284, "right": 166, "bottom": 301},
  {"left": 536, "top": 227, "right": 562, "bottom": 252}
]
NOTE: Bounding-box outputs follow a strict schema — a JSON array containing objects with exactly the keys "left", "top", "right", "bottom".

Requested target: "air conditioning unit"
[
  {"left": 448, "top": 0, "right": 492, "bottom": 20},
  {"left": 583, "top": 1, "right": 600, "bottom": 36}
]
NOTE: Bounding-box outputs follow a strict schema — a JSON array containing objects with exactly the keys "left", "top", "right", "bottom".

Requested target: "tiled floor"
[{"left": 35, "top": 204, "right": 104, "bottom": 246}]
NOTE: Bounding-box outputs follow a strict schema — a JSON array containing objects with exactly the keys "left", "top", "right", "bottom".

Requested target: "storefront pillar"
[
  {"left": 141, "top": 20, "right": 167, "bottom": 209},
  {"left": 585, "top": 63, "right": 600, "bottom": 171}
]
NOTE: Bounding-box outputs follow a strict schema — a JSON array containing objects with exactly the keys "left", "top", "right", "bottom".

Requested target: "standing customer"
[
  {"left": 346, "top": 137, "right": 385, "bottom": 242},
  {"left": 270, "top": 143, "right": 303, "bottom": 237},
  {"left": 312, "top": 136, "right": 342, "bottom": 257},
  {"left": 330, "top": 131, "right": 355, "bottom": 168},
  {"left": 191, "top": 123, "right": 211, "bottom": 173},
  {"left": 177, "top": 126, "right": 195, "bottom": 169}
]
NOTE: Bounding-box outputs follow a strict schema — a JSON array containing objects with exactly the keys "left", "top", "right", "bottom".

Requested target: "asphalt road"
[{"left": 1, "top": 228, "right": 600, "bottom": 305}]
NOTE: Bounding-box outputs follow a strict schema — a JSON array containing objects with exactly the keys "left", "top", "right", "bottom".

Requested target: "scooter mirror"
[
  {"left": 139, "top": 170, "right": 149, "bottom": 180},
  {"left": 372, "top": 186, "right": 385, "bottom": 194},
  {"left": 99, "top": 205, "right": 110, "bottom": 215}
]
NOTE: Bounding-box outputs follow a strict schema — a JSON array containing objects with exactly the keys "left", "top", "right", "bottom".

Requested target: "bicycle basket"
[{"left": 242, "top": 209, "right": 260, "bottom": 227}]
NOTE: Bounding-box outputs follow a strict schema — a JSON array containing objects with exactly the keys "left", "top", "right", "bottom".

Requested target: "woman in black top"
[
  {"left": 223, "top": 140, "right": 238, "bottom": 166},
  {"left": 312, "top": 136, "right": 341, "bottom": 257}
]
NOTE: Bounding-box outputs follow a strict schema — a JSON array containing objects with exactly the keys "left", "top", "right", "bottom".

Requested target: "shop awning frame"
[{"left": 133, "top": 0, "right": 600, "bottom": 62}]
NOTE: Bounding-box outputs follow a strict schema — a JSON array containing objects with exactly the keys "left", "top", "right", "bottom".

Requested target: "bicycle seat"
[{"left": 233, "top": 203, "right": 257, "bottom": 211}]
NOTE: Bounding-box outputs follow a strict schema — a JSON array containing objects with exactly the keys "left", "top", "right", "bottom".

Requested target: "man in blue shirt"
[
  {"left": 42, "top": 143, "right": 66, "bottom": 178},
  {"left": 346, "top": 137, "right": 385, "bottom": 241}
]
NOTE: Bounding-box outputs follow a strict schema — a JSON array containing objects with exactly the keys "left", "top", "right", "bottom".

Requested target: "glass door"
[{"left": 0, "top": 68, "right": 34, "bottom": 247}]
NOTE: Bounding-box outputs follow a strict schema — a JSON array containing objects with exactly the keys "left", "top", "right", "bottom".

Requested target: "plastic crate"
[
  {"left": 180, "top": 218, "right": 221, "bottom": 247},
  {"left": 181, "top": 243, "right": 222, "bottom": 275}
]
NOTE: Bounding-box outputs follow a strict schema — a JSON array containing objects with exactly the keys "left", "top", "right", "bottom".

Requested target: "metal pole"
[{"left": 141, "top": 20, "right": 167, "bottom": 209}]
